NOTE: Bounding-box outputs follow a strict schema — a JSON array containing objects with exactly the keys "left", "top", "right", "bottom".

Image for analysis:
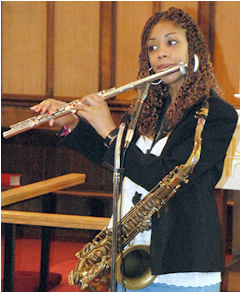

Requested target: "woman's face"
[{"left": 147, "top": 20, "right": 189, "bottom": 91}]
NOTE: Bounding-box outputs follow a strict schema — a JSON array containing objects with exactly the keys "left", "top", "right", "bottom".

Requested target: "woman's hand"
[
  {"left": 30, "top": 99, "right": 79, "bottom": 130},
  {"left": 30, "top": 94, "right": 116, "bottom": 138},
  {"left": 73, "top": 93, "right": 116, "bottom": 138}
]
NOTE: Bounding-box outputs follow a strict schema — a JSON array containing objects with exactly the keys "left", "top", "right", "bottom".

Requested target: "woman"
[{"left": 31, "top": 7, "right": 237, "bottom": 292}]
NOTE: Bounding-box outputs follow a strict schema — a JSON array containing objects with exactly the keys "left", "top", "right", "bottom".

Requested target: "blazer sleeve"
[{"left": 58, "top": 117, "right": 108, "bottom": 166}]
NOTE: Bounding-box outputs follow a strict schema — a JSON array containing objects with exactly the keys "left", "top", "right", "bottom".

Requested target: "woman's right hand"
[{"left": 30, "top": 99, "right": 79, "bottom": 130}]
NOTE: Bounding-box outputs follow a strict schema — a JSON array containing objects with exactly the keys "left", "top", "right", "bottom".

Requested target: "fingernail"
[
  {"left": 40, "top": 110, "right": 44, "bottom": 113},
  {"left": 47, "top": 112, "right": 51, "bottom": 115},
  {"left": 72, "top": 104, "right": 76, "bottom": 107}
]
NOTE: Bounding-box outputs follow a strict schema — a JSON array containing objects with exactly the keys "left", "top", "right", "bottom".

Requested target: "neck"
[
  {"left": 168, "top": 77, "right": 184, "bottom": 103},
  {"left": 169, "top": 83, "right": 182, "bottom": 104},
  {"left": 169, "top": 88, "right": 178, "bottom": 104}
]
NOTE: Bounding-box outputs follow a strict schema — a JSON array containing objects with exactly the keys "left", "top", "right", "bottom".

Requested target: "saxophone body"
[{"left": 68, "top": 101, "right": 209, "bottom": 292}]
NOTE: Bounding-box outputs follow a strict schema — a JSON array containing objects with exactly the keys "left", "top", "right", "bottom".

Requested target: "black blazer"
[{"left": 60, "top": 89, "right": 238, "bottom": 275}]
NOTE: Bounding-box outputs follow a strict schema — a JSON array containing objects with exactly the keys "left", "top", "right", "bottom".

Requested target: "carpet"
[{"left": 1, "top": 271, "right": 62, "bottom": 292}]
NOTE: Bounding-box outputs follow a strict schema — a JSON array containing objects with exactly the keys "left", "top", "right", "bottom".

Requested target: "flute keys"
[
  {"left": 64, "top": 104, "right": 71, "bottom": 112},
  {"left": 28, "top": 119, "right": 35, "bottom": 127},
  {"left": 98, "top": 87, "right": 116, "bottom": 97}
]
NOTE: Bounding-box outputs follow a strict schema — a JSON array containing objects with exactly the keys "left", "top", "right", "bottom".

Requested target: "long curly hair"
[{"left": 136, "top": 7, "right": 221, "bottom": 136}]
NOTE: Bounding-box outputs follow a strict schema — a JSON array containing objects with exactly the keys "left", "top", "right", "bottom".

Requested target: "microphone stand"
[
  {"left": 124, "top": 82, "right": 150, "bottom": 149},
  {"left": 111, "top": 83, "right": 150, "bottom": 291},
  {"left": 111, "top": 122, "right": 126, "bottom": 292}
]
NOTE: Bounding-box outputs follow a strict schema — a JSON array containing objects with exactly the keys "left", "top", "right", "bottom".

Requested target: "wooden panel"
[
  {"left": 1, "top": 1, "right": 46, "bottom": 95},
  {"left": 160, "top": 1, "right": 198, "bottom": 21},
  {"left": 213, "top": 2, "right": 240, "bottom": 108},
  {"left": 115, "top": 1, "right": 153, "bottom": 102},
  {"left": 1, "top": 104, "right": 41, "bottom": 128},
  {"left": 1, "top": 128, "right": 114, "bottom": 193},
  {"left": 222, "top": 258, "right": 240, "bottom": 292},
  {"left": 54, "top": 1, "right": 100, "bottom": 98}
]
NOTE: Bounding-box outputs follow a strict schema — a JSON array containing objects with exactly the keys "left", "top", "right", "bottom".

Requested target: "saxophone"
[{"left": 68, "top": 101, "right": 209, "bottom": 292}]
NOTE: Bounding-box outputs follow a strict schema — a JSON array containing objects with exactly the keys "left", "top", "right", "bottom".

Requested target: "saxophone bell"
[{"left": 116, "top": 244, "right": 156, "bottom": 290}]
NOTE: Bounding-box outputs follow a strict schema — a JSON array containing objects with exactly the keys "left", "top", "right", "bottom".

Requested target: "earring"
[
  {"left": 151, "top": 79, "right": 162, "bottom": 85},
  {"left": 194, "top": 54, "right": 199, "bottom": 72},
  {"left": 149, "top": 67, "right": 162, "bottom": 85}
]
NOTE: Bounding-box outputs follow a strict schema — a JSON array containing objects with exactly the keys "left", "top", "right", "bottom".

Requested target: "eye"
[
  {"left": 148, "top": 45, "right": 158, "bottom": 52},
  {"left": 168, "top": 40, "right": 178, "bottom": 46}
]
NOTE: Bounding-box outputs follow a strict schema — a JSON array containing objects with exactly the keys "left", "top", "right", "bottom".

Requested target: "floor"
[
  {"left": 1, "top": 236, "right": 233, "bottom": 292},
  {"left": 1, "top": 237, "right": 86, "bottom": 291}
]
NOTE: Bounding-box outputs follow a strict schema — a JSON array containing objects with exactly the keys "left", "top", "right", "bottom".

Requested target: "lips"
[{"left": 157, "top": 64, "right": 175, "bottom": 71}]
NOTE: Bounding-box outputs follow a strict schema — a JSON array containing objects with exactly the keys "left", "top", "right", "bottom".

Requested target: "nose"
[{"left": 157, "top": 45, "right": 168, "bottom": 58}]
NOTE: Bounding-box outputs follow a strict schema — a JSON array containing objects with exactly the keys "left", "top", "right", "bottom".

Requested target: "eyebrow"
[{"left": 148, "top": 32, "right": 177, "bottom": 42}]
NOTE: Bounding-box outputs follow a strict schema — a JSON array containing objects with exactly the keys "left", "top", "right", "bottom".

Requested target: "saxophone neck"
[{"left": 179, "top": 100, "right": 209, "bottom": 177}]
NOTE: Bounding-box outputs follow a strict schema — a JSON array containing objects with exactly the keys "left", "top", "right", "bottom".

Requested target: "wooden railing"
[
  {"left": 2, "top": 173, "right": 86, "bottom": 206},
  {"left": 1, "top": 173, "right": 111, "bottom": 292}
]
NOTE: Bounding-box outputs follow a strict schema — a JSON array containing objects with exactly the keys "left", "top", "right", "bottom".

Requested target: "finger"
[
  {"left": 72, "top": 97, "right": 95, "bottom": 113},
  {"left": 90, "top": 93, "right": 105, "bottom": 105},
  {"left": 40, "top": 99, "right": 63, "bottom": 115},
  {"left": 74, "top": 103, "right": 92, "bottom": 115},
  {"left": 31, "top": 99, "right": 64, "bottom": 115},
  {"left": 76, "top": 108, "right": 93, "bottom": 121},
  {"left": 30, "top": 103, "right": 42, "bottom": 112},
  {"left": 30, "top": 99, "right": 53, "bottom": 114},
  {"left": 80, "top": 93, "right": 101, "bottom": 107},
  {"left": 45, "top": 101, "right": 65, "bottom": 116},
  {"left": 49, "top": 118, "right": 55, "bottom": 127}
]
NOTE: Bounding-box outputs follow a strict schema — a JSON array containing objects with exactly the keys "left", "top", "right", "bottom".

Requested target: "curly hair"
[{"left": 136, "top": 7, "right": 221, "bottom": 136}]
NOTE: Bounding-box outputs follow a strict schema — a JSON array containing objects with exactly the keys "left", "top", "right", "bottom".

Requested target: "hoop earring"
[
  {"left": 149, "top": 67, "right": 162, "bottom": 85},
  {"left": 194, "top": 54, "right": 199, "bottom": 72},
  {"left": 151, "top": 79, "right": 162, "bottom": 85}
]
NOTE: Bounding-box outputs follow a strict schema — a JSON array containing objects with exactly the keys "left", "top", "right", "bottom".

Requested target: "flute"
[{"left": 3, "top": 61, "right": 187, "bottom": 139}]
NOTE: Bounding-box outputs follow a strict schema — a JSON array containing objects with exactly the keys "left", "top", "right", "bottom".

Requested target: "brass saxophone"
[{"left": 68, "top": 101, "right": 209, "bottom": 292}]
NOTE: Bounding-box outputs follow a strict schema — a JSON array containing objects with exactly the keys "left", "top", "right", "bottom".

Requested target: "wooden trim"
[
  {"left": 198, "top": 1, "right": 215, "bottom": 63},
  {"left": 1, "top": 93, "right": 132, "bottom": 111},
  {"left": 1, "top": 210, "right": 110, "bottom": 230},
  {"left": 1, "top": 173, "right": 86, "bottom": 207},
  {"left": 209, "top": 1, "right": 215, "bottom": 61},
  {"left": 1, "top": 93, "right": 46, "bottom": 107},
  {"left": 152, "top": 1, "right": 161, "bottom": 14},
  {"left": 99, "top": 1, "right": 116, "bottom": 91},
  {"left": 111, "top": 1, "right": 117, "bottom": 88},
  {"left": 52, "top": 190, "right": 113, "bottom": 199},
  {"left": 46, "top": 1, "right": 55, "bottom": 98}
]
